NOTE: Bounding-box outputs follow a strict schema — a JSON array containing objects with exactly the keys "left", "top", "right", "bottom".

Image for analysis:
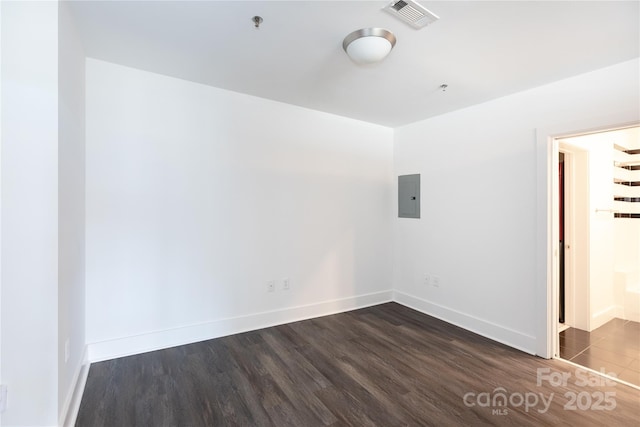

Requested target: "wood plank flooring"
[{"left": 76, "top": 303, "right": 640, "bottom": 426}]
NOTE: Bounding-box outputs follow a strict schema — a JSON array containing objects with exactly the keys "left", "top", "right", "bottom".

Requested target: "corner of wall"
[
  {"left": 59, "top": 346, "right": 90, "bottom": 427},
  {"left": 393, "top": 291, "right": 537, "bottom": 355}
]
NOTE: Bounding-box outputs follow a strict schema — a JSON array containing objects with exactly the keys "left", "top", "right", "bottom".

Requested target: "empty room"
[{"left": 1, "top": 1, "right": 639, "bottom": 426}]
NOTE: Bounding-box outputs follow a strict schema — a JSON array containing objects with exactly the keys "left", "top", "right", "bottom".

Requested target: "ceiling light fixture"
[{"left": 342, "top": 28, "right": 396, "bottom": 64}]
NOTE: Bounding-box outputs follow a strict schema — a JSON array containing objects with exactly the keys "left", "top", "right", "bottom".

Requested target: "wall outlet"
[
  {"left": 267, "top": 281, "right": 275, "bottom": 292},
  {"left": 65, "top": 339, "right": 70, "bottom": 363},
  {"left": 432, "top": 275, "right": 441, "bottom": 287},
  {"left": 283, "top": 278, "right": 290, "bottom": 290},
  {"left": 0, "top": 384, "right": 7, "bottom": 413}
]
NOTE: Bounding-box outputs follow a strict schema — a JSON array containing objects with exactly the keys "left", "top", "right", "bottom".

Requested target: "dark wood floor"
[
  {"left": 76, "top": 303, "right": 640, "bottom": 426},
  {"left": 560, "top": 318, "right": 640, "bottom": 386}
]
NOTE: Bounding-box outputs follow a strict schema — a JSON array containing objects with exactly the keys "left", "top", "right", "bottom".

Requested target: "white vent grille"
[{"left": 383, "top": 0, "right": 439, "bottom": 29}]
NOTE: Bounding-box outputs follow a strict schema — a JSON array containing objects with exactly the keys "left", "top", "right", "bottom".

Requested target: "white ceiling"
[{"left": 68, "top": 0, "right": 640, "bottom": 127}]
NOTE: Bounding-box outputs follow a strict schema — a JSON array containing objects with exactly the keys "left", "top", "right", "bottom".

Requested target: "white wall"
[
  {"left": 614, "top": 220, "right": 640, "bottom": 277},
  {"left": 1, "top": 2, "right": 59, "bottom": 426},
  {"left": 588, "top": 141, "right": 615, "bottom": 329},
  {"left": 560, "top": 132, "right": 617, "bottom": 330},
  {"left": 393, "top": 59, "right": 640, "bottom": 355},
  {"left": 85, "top": 59, "right": 394, "bottom": 360},
  {"left": 0, "top": 1, "right": 3, "bottom": 423},
  {"left": 57, "top": 1, "right": 85, "bottom": 425}
]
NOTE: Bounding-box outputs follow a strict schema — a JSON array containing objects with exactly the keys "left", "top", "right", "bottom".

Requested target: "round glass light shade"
[{"left": 343, "top": 28, "right": 396, "bottom": 64}]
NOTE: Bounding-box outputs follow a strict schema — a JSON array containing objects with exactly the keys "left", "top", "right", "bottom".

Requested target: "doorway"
[
  {"left": 553, "top": 126, "right": 640, "bottom": 387},
  {"left": 559, "top": 152, "right": 565, "bottom": 328}
]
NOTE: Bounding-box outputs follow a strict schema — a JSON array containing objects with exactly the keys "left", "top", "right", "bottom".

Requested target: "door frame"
[
  {"left": 558, "top": 142, "right": 591, "bottom": 333},
  {"left": 558, "top": 148, "right": 571, "bottom": 328},
  {"left": 535, "top": 115, "right": 639, "bottom": 359}
]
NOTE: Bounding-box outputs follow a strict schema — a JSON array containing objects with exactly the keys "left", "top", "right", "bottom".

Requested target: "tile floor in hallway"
[{"left": 560, "top": 318, "right": 640, "bottom": 386}]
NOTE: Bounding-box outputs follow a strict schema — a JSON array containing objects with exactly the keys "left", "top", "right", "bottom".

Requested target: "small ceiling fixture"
[
  {"left": 252, "top": 16, "right": 263, "bottom": 28},
  {"left": 342, "top": 28, "right": 396, "bottom": 64}
]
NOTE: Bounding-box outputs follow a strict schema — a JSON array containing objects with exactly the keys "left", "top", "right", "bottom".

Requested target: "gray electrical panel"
[{"left": 398, "top": 174, "right": 420, "bottom": 218}]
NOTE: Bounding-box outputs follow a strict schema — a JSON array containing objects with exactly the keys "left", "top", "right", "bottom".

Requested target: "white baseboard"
[
  {"left": 623, "top": 311, "right": 640, "bottom": 323},
  {"left": 87, "top": 290, "right": 393, "bottom": 363},
  {"left": 591, "top": 305, "right": 620, "bottom": 331},
  {"left": 59, "top": 346, "right": 90, "bottom": 427},
  {"left": 393, "top": 290, "right": 537, "bottom": 355}
]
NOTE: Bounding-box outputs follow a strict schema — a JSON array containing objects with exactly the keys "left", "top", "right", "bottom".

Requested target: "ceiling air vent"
[{"left": 383, "top": 0, "right": 439, "bottom": 29}]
